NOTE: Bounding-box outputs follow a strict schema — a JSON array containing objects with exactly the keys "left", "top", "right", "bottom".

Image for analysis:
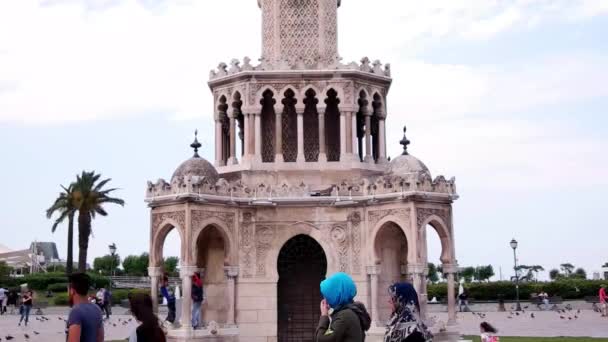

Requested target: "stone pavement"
[
  {"left": 432, "top": 310, "right": 608, "bottom": 338},
  {"left": 2, "top": 308, "right": 608, "bottom": 341}
]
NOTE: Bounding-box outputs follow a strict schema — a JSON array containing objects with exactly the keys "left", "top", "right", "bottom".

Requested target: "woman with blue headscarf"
[
  {"left": 384, "top": 282, "right": 433, "bottom": 342},
  {"left": 315, "top": 272, "right": 371, "bottom": 342}
]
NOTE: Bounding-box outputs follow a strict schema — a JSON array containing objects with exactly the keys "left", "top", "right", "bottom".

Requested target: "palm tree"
[
  {"left": 530, "top": 265, "right": 545, "bottom": 281},
  {"left": 72, "top": 171, "right": 125, "bottom": 273},
  {"left": 46, "top": 184, "right": 76, "bottom": 275}
]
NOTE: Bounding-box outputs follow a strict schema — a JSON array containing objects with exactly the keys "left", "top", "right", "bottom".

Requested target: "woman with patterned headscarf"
[
  {"left": 384, "top": 282, "right": 433, "bottom": 342},
  {"left": 315, "top": 272, "right": 371, "bottom": 342}
]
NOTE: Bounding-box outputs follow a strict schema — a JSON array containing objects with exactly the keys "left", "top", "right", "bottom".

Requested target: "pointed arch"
[
  {"left": 324, "top": 88, "right": 341, "bottom": 161},
  {"left": 260, "top": 89, "right": 277, "bottom": 162}
]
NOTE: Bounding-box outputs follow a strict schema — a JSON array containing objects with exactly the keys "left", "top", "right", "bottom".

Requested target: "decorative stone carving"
[
  {"left": 349, "top": 212, "right": 362, "bottom": 274},
  {"left": 329, "top": 224, "right": 349, "bottom": 273},
  {"left": 216, "top": 62, "right": 228, "bottom": 77},
  {"left": 368, "top": 208, "right": 411, "bottom": 229},
  {"left": 360, "top": 57, "right": 372, "bottom": 72},
  {"left": 416, "top": 207, "right": 451, "bottom": 230},
  {"left": 152, "top": 211, "right": 186, "bottom": 232},
  {"left": 255, "top": 226, "right": 276, "bottom": 276},
  {"left": 372, "top": 60, "right": 384, "bottom": 74},
  {"left": 242, "top": 56, "right": 254, "bottom": 71},
  {"left": 229, "top": 59, "right": 241, "bottom": 74},
  {"left": 240, "top": 218, "right": 255, "bottom": 278},
  {"left": 191, "top": 210, "right": 236, "bottom": 237}
]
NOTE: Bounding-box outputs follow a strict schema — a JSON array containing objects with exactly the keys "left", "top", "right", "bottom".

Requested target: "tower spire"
[
  {"left": 190, "top": 130, "right": 202, "bottom": 158},
  {"left": 400, "top": 126, "right": 410, "bottom": 156}
]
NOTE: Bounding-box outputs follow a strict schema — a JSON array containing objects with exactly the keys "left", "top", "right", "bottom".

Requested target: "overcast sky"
[{"left": 1, "top": 0, "right": 607, "bottom": 280}]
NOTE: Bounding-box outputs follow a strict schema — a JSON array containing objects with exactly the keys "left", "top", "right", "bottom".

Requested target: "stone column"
[
  {"left": 351, "top": 113, "right": 358, "bottom": 161},
  {"left": 148, "top": 266, "right": 162, "bottom": 314},
  {"left": 224, "top": 266, "right": 239, "bottom": 327},
  {"left": 364, "top": 113, "right": 373, "bottom": 163},
  {"left": 339, "top": 111, "right": 346, "bottom": 161},
  {"left": 227, "top": 110, "right": 238, "bottom": 165},
  {"left": 243, "top": 114, "right": 250, "bottom": 161},
  {"left": 367, "top": 265, "right": 381, "bottom": 327},
  {"left": 443, "top": 264, "right": 458, "bottom": 325},
  {"left": 318, "top": 110, "right": 327, "bottom": 162},
  {"left": 215, "top": 120, "right": 223, "bottom": 166},
  {"left": 254, "top": 113, "right": 262, "bottom": 162},
  {"left": 296, "top": 109, "right": 305, "bottom": 162},
  {"left": 345, "top": 111, "right": 352, "bottom": 154},
  {"left": 377, "top": 118, "right": 388, "bottom": 164},
  {"left": 275, "top": 111, "right": 283, "bottom": 162},
  {"left": 179, "top": 265, "right": 197, "bottom": 330}
]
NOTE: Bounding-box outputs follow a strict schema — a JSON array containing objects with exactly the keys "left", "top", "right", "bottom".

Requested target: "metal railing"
[{"left": 109, "top": 276, "right": 181, "bottom": 289}]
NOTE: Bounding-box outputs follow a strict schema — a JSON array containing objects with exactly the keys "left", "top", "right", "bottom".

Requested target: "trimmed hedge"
[
  {"left": 53, "top": 292, "right": 70, "bottom": 306},
  {"left": 0, "top": 272, "right": 110, "bottom": 291},
  {"left": 111, "top": 288, "right": 150, "bottom": 304},
  {"left": 428, "top": 279, "right": 606, "bottom": 301},
  {"left": 47, "top": 283, "right": 69, "bottom": 292}
]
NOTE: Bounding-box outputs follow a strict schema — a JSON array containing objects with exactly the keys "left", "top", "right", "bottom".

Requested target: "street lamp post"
[
  {"left": 109, "top": 243, "right": 117, "bottom": 277},
  {"left": 510, "top": 238, "right": 522, "bottom": 311}
]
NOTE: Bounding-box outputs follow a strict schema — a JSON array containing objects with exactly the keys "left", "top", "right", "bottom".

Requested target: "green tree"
[
  {"left": 530, "top": 265, "right": 545, "bottom": 281},
  {"left": 46, "top": 184, "right": 77, "bottom": 275},
  {"left": 93, "top": 254, "right": 121, "bottom": 275},
  {"left": 122, "top": 253, "right": 150, "bottom": 276},
  {"left": 461, "top": 267, "right": 476, "bottom": 283},
  {"left": 560, "top": 263, "right": 575, "bottom": 277},
  {"left": 0, "top": 261, "right": 10, "bottom": 280},
  {"left": 72, "top": 171, "right": 125, "bottom": 272},
  {"left": 163, "top": 257, "right": 180, "bottom": 277},
  {"left": 475, "top": 265, "right": 495, "bottom": 282},
  {"left": 549, "top": 268, "right": 561, "bottom": 280},
  {"left": 573, "top": 268, "right": 587, "bottom": 279},
  {"left": 427, "top": 263, "right": 439, "bottom": 283}
]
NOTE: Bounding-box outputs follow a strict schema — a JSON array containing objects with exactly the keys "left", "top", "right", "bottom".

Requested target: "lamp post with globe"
[
  {"left": 109, "top": 243, "right": 117, "bottom": 277},
  {"left": 510, "top": 238, "right": 522, "bottom": 311}
]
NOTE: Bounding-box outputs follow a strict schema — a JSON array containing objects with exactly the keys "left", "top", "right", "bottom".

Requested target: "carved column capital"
[
  {"left": 179, "top": 265, "right": 198, "bottom": 278},
  {"left": 366, "top": 265, "right": 381, "bottom": 276},
  {"left": 442, "top": 263, "right": 459, "bottom": 274},
  {"left": 148, "top": 266, "right": 163, "bottom": 277},
  {"left": 224, "top": 266, "right": 239, "bottom": 278},
  {"left": 407, "top": 263, "right": 427, "bottom": 275}
]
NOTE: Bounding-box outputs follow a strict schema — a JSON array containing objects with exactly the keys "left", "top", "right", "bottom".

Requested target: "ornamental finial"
[
  {"left": 190, "top": 130, "right": 202, "bottom": 158},
  {"left": 400, "top": 126, "right": 410, "bottom": 156}
]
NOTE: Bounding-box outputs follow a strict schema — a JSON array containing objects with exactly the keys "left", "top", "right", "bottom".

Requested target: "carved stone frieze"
[
  {"left": 152, "top": 211, "right": 186, "bottom": 232},
  {"left": 416, "top": 207, "right": 451, "bottom": 230},
  {"left": 255, "top": 226, "right": 276, "bottom": 277},
  {"left": 368, "top": 208, "right": 411, "bottom": 229},
  {"left": 348, "top": 212, "right": 362, "bottom": 274},
  {"left": 191, "top": 210, "right": 236, "bottom": 237}
]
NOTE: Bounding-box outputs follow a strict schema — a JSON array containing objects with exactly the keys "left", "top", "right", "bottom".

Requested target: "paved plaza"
[{"left": 1, "top": 308, "right": 608, "bottom": 341}]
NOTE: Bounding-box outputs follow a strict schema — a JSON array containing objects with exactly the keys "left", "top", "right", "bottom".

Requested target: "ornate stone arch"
[
  {"left": 300, "top": 84, "right": 322, "bottom": 101},
  {"left": 356, "top": 87, "right": 371, "bottom": 102},
  {"left": 419, "top": 213, "right": 453, "bottom": 264},
  {"left": 151, "top": 216, "right": 185, "bottom": 268},
  {"left": 369, "top": 216, "right": 415, "bottom": 265},
  {"left": 321, "top": 85, "right": 344, "bottom": 103},
  {"left": 278, "top": 85, "right": 301, "bottom": 105},
  {"left": 256, "top": 85, "right": 280, "bottom": 102},
  {"left": 264, "top": 223, "right": 336, "bottom": 282},
  {"left": 191, "top": 216, "right": 236, "bottom": 266}
]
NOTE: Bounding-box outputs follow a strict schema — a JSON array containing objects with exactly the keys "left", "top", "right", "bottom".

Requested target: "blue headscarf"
[
  {"left": 388, "top": 282, "right": 420, "bottom": 309},
  {"left": 320, "top": 272, "right": 357, "bottom": 309}
]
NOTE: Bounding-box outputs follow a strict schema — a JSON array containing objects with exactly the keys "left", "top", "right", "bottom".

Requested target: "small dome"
[
  {"left": 386, "top": 154, "right": 431, "bottom": 178},
  {"left": 386, "top": 125, "right": 431, "bottom": 178},
  {"left": 171, "top": 130, "right": 219, "bottom": 184},
  {"left": 172, "top": 156, "right": 219, "bottom": 184}
]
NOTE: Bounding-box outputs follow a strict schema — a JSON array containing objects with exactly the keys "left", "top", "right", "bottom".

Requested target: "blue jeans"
[
  {"left": 192, "top": 301, "right": 202, "bottom": 328},
  {"left": 19, "top": 305, "right": 31, "bottom": 325}
]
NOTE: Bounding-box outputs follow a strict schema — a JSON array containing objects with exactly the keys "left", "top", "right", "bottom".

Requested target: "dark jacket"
[{"left": 315, "top": 302, "right": 371, "bottom": 342}]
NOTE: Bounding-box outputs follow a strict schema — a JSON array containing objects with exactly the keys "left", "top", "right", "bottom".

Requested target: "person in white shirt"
[{"left": 0, "top": 287, "right": 7, "bottom": 315}]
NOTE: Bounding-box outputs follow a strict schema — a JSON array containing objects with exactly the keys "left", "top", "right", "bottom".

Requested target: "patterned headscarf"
[
  {"left": 320, "top": 272, "right": 357, "bottom": 309},
  {"left": 384, "top": 282, "right": 433, "bottom": 342}
]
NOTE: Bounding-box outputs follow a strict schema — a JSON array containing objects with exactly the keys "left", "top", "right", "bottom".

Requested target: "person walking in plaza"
[
  {"left": 102, "top": 287, "right": 112, "bottom": 320},
  {"left": 480, "top": 322, "right": 499, "bottom": 342},
  {"left": 0, "top": 286, "right": 7, "bottom": 315},
  {"left": 18, "top": 290, "right": 33, "bottom": 326},
  {"left": 458, "top": 289, "right": 469, "bottom": 312},
  {"left": 315, "top": 272, "right": 371, "bottom": 342},
  {"left": 66, "top": 273, "right": 104, "bottom": 342},
  {"left": 128, "top": 292, "right": 166, "bottom": 342},
  {"left": 160, "top": 275, "right": 176, "bottom": 324},
  {"left": 191, "top": 273, "right": 204, "bottom": 329},
  {"left": 384, "top": 282, "right": 433, "bottom": 342},
  {"left": 599, "top": 284, "right": 607, "bottom": 317},
  {"left": 538, "top": 290, "right": 549, "bottom": 311},
  {"left": 7, "top": 289, "right": 18, "bottom": 314}
]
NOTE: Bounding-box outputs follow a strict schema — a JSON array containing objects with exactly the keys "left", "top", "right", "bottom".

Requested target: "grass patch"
[{"left": 464, "top": 336, "right": 608, "bottom": 342}]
